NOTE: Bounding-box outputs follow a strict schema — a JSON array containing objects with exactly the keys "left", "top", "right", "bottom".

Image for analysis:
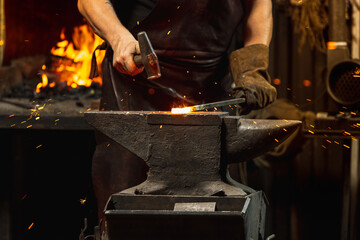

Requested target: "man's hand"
[
  {"left": 230, "top": 44, "right": 277, "bottom": 115},
  {"left": 78, "top": 0, "right": 144, "bottom": 76},
  {"left": 111, "top": 33, "right": 144, "bottom": 76}
]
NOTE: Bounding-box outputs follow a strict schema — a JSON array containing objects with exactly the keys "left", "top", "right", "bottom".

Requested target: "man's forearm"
[
  {"left": 77, "top": 0, "right": 130, "bottom": 47},
  {"left": 78, "top": 0, "right": 143, "bottom": 76},
  {"left": 243, "top": 0, "right": 273, "bottom": 47}
]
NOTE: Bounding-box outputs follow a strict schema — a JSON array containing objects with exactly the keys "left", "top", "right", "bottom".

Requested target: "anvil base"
[{"left": 104, "top": 192, "right": 266, "bottom": 240}]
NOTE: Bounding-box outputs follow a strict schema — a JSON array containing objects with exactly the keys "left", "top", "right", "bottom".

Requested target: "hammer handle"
[{"left": 133, "top": 54, "right": 142, "bottom": 66}]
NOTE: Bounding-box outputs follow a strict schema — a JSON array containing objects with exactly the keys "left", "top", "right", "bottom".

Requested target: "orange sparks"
[
  {"left": 303, "top": 80, "right": 312, "bottom": 87},
  {"left": 160, "top": 125, "right": 163, "bottom": 129},
  {"left": 321, "top": 145, "right": 327, "bottom": 149},
  {"left": 9, "top": 114, "right": 14, "bottom": 118},
  {"left": 344, "top": 144, "right": 350, "bottom": 149},
  {"left": 273, "top": 78, "right": 281, "bottom": 85},
  {"left": 274, "top": 138, "right": 279, "bottom": 142},
  {"left": 28, "top": 223, "right": 34, "bottom": 230},
  {"left": 36, "top": 145, "right": 43, "bottom": 149}
]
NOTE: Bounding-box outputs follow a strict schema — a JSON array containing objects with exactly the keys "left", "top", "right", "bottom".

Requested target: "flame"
[
  {"left": 36, "top": 24, "right": 105, "bottom": 93},
  {"left": 171, "top": 106, "right": 195, "bottom": 114},
  {"left": 36, "top": 73, "right": 49, "bottom": 93}
]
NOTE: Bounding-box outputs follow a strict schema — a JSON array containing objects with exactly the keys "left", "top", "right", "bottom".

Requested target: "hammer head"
[{"left": 137, "top": 32, "right": 161, "bottom": 80}]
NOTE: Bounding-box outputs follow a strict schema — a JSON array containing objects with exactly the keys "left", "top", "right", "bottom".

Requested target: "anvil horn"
[{"left": 223, "top": 117, "right": 302, "bottom": 163}]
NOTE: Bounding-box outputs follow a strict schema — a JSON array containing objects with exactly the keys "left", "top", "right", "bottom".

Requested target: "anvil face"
[{"left": 85, "top": 111, "right": 301, "bottom": 196}]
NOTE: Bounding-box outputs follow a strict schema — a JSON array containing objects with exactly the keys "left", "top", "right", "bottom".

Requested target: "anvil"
[
  {"left": 85, "top": 111, "right": 300, "bottom": 196},
  {"left": 85, "top": 111, "right": 301, "bottom": 240}
]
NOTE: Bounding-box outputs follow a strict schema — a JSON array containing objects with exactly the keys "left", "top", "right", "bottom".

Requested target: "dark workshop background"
[{"left": 0, "top": 0, "right": 358, "bottom": 240}]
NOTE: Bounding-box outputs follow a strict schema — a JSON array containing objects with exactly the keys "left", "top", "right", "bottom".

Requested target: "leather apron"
[{"left": 93, "top": 0, "right": 244, "bottom": 220}]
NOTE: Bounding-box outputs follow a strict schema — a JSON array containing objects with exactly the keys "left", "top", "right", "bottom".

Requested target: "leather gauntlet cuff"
[
  {"left": 229, "top": 44, "right": 271, "bottom": 87},
  {"left": 229, "top": 44, "right": 277, "bottom": 114}
]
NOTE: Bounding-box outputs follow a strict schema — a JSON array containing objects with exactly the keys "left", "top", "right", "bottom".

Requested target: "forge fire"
[{"left": 36, "top": 24, "right": 105, "bottom": 95}]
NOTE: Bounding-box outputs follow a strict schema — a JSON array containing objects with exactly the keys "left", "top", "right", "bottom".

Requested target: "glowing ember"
[
  {"left": 171, "top": 107, "right": 195, "bottom": 114},
  {"left": 36, "top": 24, "right": 105, "bottom": 93}
]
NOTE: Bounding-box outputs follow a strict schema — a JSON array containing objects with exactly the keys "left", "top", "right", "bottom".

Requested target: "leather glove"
[{"left": 229, "top": 44, "right": 277, "bottom": 115}]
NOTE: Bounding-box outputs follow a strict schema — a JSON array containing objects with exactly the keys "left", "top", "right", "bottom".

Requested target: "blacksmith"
[{"left": 77, "top": 0, "right": 276, "bottom": 225}]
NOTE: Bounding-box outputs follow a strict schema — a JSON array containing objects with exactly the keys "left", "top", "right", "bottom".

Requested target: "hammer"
[{"left": 133, "top": 32, "right": 161, "bottom": 80}]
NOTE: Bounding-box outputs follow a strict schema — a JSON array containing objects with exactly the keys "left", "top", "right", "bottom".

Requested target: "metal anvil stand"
[{"left": 85, "top": 111, "right": 301, "bottom": 240}]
